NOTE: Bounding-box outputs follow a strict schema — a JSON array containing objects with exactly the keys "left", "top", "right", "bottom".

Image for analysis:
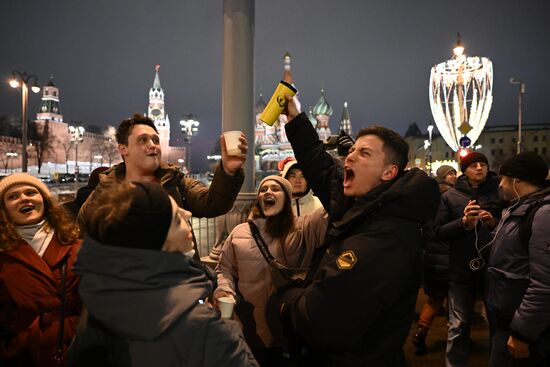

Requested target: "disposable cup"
[
  {"left": 223, "top": 130, "right": 243, "bottom": 156},
  {"left": 259, "top": 80, "right": 298, "bottom": 126},
  {"left": 218, "top": 296, "right": 236, "bottom": 319}
]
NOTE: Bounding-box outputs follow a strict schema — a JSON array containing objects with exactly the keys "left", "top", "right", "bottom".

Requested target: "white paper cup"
[
  {"left": 218, "top": 296, "right": 236, "bottom": 319},
  {"left": 223, "top": 130, "right": 243, "bottom": 156}
]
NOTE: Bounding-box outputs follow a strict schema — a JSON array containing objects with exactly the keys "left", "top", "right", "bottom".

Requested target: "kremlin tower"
[{"left": 146, "top": 64, "right": 171, "bottom": 155}]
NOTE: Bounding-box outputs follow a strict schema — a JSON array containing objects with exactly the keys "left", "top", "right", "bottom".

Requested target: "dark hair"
[
  {"left": 116, "top": 113, "right": 158, "bottom": 145},
  {"left": 0, "top": 192, "right": 79, "bottom": 251},
  {"left": 356, "top": 125, "right": 409, "bottom": 172},
  {"left": 84, "top": 181, "right": 133, "bottom": 245}
]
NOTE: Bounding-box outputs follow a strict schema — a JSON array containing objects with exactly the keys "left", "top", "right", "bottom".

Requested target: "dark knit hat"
[
  {"left": 460, "top": 152, "right": 489, "bottom": 172},
  {"left": 499, "top": 152, "right": 549, "bottom": 186},
  {"left": 100, "top": 182, "right": 173, "bottom": 250},
  {"left": 436, "top": 165, "right": 456, "bottom": 179}
]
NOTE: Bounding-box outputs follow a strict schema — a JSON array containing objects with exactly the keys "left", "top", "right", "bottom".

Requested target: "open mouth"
[
  {"left": 263, "top": 196, "right": 276, "bottom": 208},
  {"left": 147, "top": 153, "right": 158, "bottom": 157},
  {"left": 344, "top": 166, "right": 355, "bottom": 186},
  {"left": 19, "top": 205, "right": 34, "bottom": 214}
]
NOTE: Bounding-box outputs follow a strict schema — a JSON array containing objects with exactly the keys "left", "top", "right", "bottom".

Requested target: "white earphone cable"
[{"left": 469, "top": 179, "right": 521, "bottom": 270}]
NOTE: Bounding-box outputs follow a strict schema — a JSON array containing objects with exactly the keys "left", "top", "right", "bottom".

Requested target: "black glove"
[{"left": 337, "top": 130, "right": 354, "bottom": 156}]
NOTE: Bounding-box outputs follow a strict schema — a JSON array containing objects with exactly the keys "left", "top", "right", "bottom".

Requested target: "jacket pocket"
[{"left": 486, "top": 267, "right": 529, "bottom": 321}]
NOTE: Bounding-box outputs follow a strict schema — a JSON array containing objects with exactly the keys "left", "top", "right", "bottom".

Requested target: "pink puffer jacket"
[{"left": 215, "top": 207, "right": 328, "bottom": 347}]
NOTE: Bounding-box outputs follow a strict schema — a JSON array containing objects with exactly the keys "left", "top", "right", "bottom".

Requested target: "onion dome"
[{"left": 312, "top": 89, "right": 333, "bottom": 116}]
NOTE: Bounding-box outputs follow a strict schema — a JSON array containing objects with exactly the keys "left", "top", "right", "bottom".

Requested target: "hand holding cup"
[
  {"left": 221, "top": 131, "right": 247, "bottom": 176},
  {"left": 217, "top": 295, "right": 236, "bottom": 319}
]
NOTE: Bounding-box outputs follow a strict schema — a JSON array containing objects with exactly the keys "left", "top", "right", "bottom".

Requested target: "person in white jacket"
[{"left": 279, "top": 158, "right": 323, "bottom": 217}]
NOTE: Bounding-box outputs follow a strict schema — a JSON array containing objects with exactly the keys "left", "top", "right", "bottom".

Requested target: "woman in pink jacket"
[{"left": 215, "top": 175, "right": 328, "bottom": 366}]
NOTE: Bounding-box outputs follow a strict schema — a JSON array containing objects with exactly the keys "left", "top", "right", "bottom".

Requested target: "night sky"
[{"left": 1, "top": 0, "right": 549, "bottom": 171}]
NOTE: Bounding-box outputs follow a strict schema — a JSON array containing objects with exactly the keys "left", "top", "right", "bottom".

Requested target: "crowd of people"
[{"left": 1, "top": 99, "right": 549, "bottom": 367}]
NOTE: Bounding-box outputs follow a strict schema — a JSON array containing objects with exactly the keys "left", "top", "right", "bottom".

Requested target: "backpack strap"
[{"left": 518, "top": 199, "right": 550, "bottom": 248}]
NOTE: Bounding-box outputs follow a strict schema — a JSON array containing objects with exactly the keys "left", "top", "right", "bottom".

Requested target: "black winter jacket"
[
  {"left": 435, "top": 172, "right": 506, "bottom": 283},
  {"left": 275, "top": 112, "right": 441, "bottom": 367},
  {"left": 422, "top": 219, "right": 450, "bottom": 298}
]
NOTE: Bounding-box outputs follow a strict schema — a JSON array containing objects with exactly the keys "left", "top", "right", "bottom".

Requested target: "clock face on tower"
[{"left": 151, "top": 108, "right": 161, "bottom": 116}]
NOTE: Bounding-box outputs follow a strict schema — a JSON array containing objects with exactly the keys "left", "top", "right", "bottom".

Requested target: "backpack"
[{"left": 517, "top": 199, "right": 550, "bottom": 248}]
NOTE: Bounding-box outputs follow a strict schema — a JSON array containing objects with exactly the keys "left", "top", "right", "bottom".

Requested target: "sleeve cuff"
[{"left": 510, "top": 328, "right": 535, "bottom": 344}]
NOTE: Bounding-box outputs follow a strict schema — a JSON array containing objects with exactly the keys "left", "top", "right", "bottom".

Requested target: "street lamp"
[
  {"left": 179, "top": 113, "right": 200, "bottom": 173},
  {"left": 430, "top": 34, "right": 493, "bottom": 153},
  {"left": 177, "top": 158, "right": 186, "bottom": 173},
  {"left": 510, "top": 78, "right": 526, "bottom": 154},
  {"left": 453, "top": 33, "right": 469, "bottom": 137},
  {"left": 427, "top": 122, "right": 434, "bottom": 176},
  {"left": 94, "top": 154, "right": 103, "bottom": 167},
  {"left": 9, "top": 71, "right": 41, "bottom": 172},
  {"left": 6, "top": 152, "right": 18, "bottom": 173},
  {"left": 69, "top": 125, "right": 85, "bottom": 181}
]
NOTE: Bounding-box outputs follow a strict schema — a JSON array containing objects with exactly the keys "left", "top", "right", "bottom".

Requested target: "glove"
[{"left": 337, "top": 130, "right": 354, "bottom": 156}]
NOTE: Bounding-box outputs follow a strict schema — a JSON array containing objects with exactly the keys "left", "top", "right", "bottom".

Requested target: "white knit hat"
[{"left": 0, "top": 173, "right": 51, "bottom": 202}]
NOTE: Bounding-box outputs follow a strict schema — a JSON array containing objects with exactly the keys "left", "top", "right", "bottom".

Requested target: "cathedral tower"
[
  {"left": 312, "top": 88, "right": 333, "bottom": 142},
  {"left": 339, "top": 101, "right": 352, "bottom": 136}
]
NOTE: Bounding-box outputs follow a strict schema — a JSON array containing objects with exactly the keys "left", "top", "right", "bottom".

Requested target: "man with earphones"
[
  {"left": 434, "top": 151, "right": 507, "bottom": 367},
  {"left": 485, "top": 151, "right": 550, "bottom": 367}
]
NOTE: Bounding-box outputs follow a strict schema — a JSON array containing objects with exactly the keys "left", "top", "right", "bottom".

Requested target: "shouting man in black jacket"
[{"left": 270, "top": 95, "right": 440, "bottom": 367}]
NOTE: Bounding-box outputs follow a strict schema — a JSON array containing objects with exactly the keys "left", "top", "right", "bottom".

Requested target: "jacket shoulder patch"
[{"left": 336, "top": 250, "right": 357, "bottom": 270}]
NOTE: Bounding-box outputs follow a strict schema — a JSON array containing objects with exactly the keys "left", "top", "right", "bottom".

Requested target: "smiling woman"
[
  {"left": 0, "top": 173, "right": 81, "bottom": 367},
  {"left": 215, "top": 175, "right": 329, "bottom": 366}
]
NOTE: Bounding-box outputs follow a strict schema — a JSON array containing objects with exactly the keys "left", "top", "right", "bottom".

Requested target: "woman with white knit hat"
[{"left": 0, "top": 173, "right": 81, "bottom": 367}]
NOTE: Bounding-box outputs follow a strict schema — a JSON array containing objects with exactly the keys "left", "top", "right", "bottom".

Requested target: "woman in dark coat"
[
  {"left": 0, "top": 173, "right": 81, "bottom": 367},
  {"left": 67, "top": 181, "right": 258, "bottom": 367}
]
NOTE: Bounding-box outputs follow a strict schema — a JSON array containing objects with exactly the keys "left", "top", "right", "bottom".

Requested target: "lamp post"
[
  {"left": 179, "top": 114, "right": 200, "bottom": 174},
  {"left": 430, "top": 33, "right": 492, "bottom": 154},
  {"left": 177, "top": 158, "right": 186, "bottom": 173},
  {"left": 94, "top": 154, "right": 103, "bottom": 167},
  {"left": 9, "top": 71, "right": 41, "bottom": 172},
  {"left": 453, "top": 33, "right": 471, "bottom": 137},
  {"left": 427, "top": 122, "right": 434, "bottom": 176},
  {"left": 510, "top": 78, "right": 526, "bottom": 154},
  {"left": 6, "top": 152, "right": 18, "bottom": 173},
  {"left": 69, "top": 125, "right": 85, "bottom": 181}
]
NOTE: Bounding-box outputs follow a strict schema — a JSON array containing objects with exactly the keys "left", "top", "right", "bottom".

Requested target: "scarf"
[{"left": 16, "top": 220, "right": 55, "bottom": 257}]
